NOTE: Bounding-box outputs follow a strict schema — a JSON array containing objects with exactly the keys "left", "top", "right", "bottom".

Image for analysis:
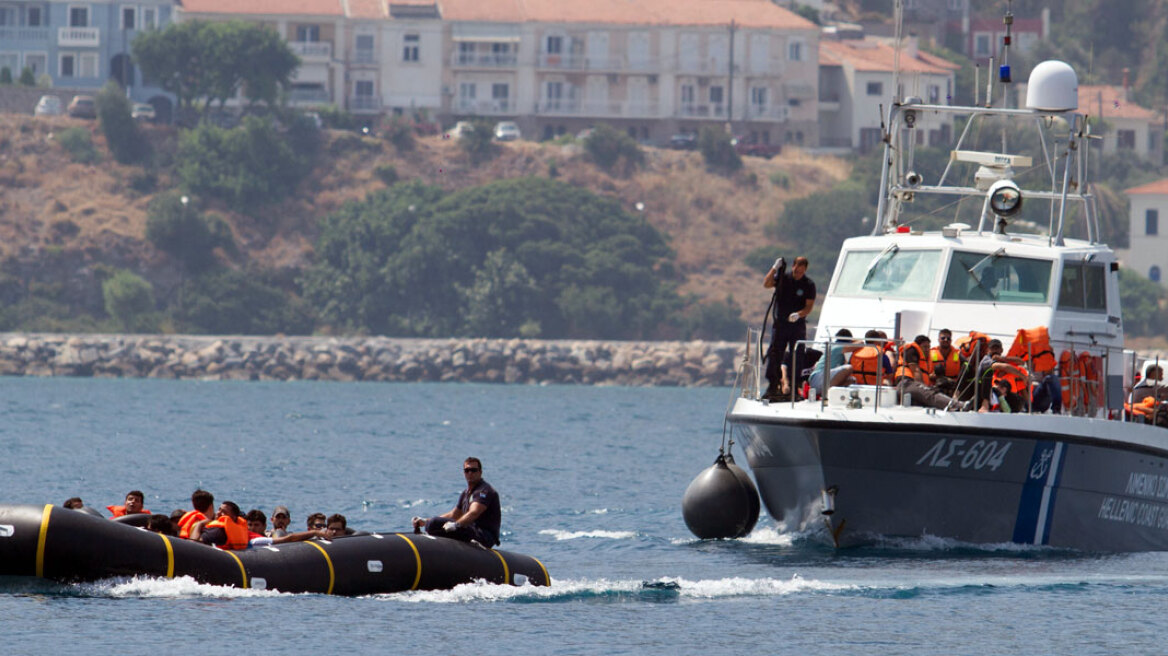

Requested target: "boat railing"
[{"left": 738, "top": 326, "right": 763, "bottom": 400}]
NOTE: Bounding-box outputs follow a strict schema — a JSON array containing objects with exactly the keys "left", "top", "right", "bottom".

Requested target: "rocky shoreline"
[{"left": 0, "top": 334, "right": 744, "bottom": 387}]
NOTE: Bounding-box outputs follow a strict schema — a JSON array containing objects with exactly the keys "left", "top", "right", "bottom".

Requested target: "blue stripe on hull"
[{"left": 1013, "top": 441, "right": 1065, "bottom": 544}]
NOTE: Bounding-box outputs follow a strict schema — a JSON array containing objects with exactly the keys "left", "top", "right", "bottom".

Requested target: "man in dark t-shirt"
[
  {"left": 413, "top": 457, "right": 501, "bottom": 547},
  {"left": 763, "top": 255, "right": 816, "bottom": 400}
]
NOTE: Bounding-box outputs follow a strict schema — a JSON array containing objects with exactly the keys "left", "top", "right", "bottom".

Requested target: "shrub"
[
  {"left": 374, "top": 164, "right": 398, "bottom": 186},
  {"left": 178, "top": 116, "right": 309, "bottom": 209},
  {"left": 698, "top": 126, "right": 742, "bottom": 174},
  {"left": 145, "top": 192, "right": 234, "bottom": 272},
  {"left": 0, "top": 67, "right": 11, "bottom": 85},
  {"left": 18, "top": 67, "right": 35, "bottom": 86},
  {"left": 56, "top": 127, "right": 99, "bottom": 164},
  {"left": 459, "top": 118, "right": 498, "bottom": 164},
  {"left": 129, "top": 170, "right": 158, "bottom": 195},
  {"left": 103, "top": 269, "right": 158, "bottom": 332},
  {"left": 175, "top": 268, "right": 315, "bottom": 335},
  {"left": 384, "top": 116, "right": 416, "bottom": 152},
  {"left": 97, "top": 81, "right": 147, "bottom": 164},
  {"left": 316, "top": 105, "right": 356, "bottom": 130},
  {"left": 583, "top": 124, "right": 644, "bottom": 172},
  {"left": 769, "top": 170, "right": 791, "bottom": 189},
  {"left": 680, "top": 296, "right": 747, "bottom": 341}
]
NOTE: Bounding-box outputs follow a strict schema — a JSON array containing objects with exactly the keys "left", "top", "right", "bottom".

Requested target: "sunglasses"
[
  {"left": 274, "top": 513, "right": 288, "bottom": 518},
  {"left": 464, "top": 467, "right": 481, "bottom": 473},
  {"left": 312, "top": 523, "right": 326, "bottom": 529}
]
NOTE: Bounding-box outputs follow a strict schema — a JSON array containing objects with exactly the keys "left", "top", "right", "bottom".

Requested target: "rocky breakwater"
[{"left": 0, "top": 334, "right": 743, "bottom": 387}]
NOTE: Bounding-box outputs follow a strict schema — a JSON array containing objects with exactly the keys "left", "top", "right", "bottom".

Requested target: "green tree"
[
  {"left": 459, "top": 118, "right": 498, "bottom": 164},
  {"left": 174, "top": 268, "right": 315, "bottom": 335},
  {"left": 0, "top": 67, "right": 11, "bottom": 84},
  {"left": 132, "top": 21, "right": 210, "bottom": 120},
  {"left": 698, "top": 125, "right": 742, "bottom": 174},
  {"left": 1119, "top": 268, "right": 1168, "bottom": 337},
  {"left": 177, "top": 116, "right": 309, "bottom": 208},
  {"left": 145, "top": 192, "right": 233, "bottom": 272},
  {"left": 103, "top": 269, "right": 157, "bottom": 332},
  {"left": 96, "top": 81, "right": 147, "bottom": 164},
  {"left": 18, "top": 67, "right": 34, "bottom": 86},
  {"left": 583, "top": 124, "right": 644, "bottom": 172},
  {"left": 457, "top": 249, "right": 541, "bottom": 337}
]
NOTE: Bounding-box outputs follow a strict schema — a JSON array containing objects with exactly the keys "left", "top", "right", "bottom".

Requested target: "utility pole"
[{"left": 727, "top": 20, "right": 736, "bottom": 133}]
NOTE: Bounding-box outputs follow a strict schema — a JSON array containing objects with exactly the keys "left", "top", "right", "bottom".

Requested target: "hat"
[{"left": 273, "top": 505, "right": 290, "bottom": 517}]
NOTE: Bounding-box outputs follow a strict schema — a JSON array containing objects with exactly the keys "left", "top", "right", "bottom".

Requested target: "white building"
[{"left": 1122, "top": 179, "right": 1168, "bottom": 286}]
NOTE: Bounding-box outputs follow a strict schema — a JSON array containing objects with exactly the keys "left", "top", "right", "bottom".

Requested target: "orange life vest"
[
  {"left": 1058, "top": 349, "right": 1079, "bottom": 411},
  {"left": 1007, "top": 326, "right": 1057, "bottom": 374},
  {"left": 1079, "top": 352, "right": 1104, "bottom": 410},
  {"left": 1125, "top": 395, "right": 1159, "bottom": 419},
  {"left": 177, "top": 510, "right": 208, "bottom": 539},
  {"left": 107, "top": 504, "right": 151, "bottom": 518},
  {"left": 851, "top": 346, "right": 884, "bottom": 384},
  {"left": 992, "top": 363, "right": 1030, "bottom": 395},
  {"left": 895, "top": 342, "right": 933, "bottom": 385},
  {"left": 956, "top": 331, "right": 991, "bottom": 361},
  {"left": 930, "top": 345, "right": 962, "bottom": 378},
  {"left": 204, "top": 515, "right": 250, "bottom": 551}
]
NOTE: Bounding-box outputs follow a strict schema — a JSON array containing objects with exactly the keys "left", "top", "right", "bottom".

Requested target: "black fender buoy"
[{"left": 681, "top": 452, "right": 760, "bottom": 539}]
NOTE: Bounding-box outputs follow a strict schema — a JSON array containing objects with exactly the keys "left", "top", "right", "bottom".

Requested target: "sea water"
[{"left": 1, "top": 378, "right": 1166, "bottom": 655}]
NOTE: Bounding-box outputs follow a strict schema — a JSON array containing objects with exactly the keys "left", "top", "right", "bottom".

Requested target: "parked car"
[
  {"left": 446, "top": 120, "right": 474, "bottom": 139},
  {"left": 575, "top": 128, "right": 595, "bottom": 141},
  {"left": 732, "top": 135, "right": 782, "bottom": 159},
  {"left": 668, "top": 132, "right": 698, "bottom": 150},
  {"left": 34, "top": 95, "right": 62, "bottom": 117},
  {"left": 131, "top": 102, "right": 156, "bottom": 123},
  {"left": 494, "top": 121, "right": 521, "bottom": 141},
  {"left": 66, "top": 95, "right": 96, "bottom": 119}
]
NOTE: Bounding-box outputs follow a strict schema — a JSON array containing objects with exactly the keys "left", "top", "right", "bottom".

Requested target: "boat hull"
[
  {"left": 732, "top": 407, "right": 1168, "bottom": 551},
  {"left": 0, "top": 504, "right": 550, "bottom": 594}
]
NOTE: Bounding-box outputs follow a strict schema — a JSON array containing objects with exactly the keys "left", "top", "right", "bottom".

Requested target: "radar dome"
[{"left": 1026, "top": 61, "right": 1078, "bottom": 112}]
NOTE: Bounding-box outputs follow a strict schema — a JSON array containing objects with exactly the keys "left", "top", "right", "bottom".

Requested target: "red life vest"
[
  {"left": 1007, "top": 326, "right": 1057, "bottom": 374},
  {"left": 930, "top": 345, "right": 962, "bottom": 378},
  {"left": 993, "top": 363, "right": 1030, "bottom": 395},
  {"left": 177, "top": 510, "right": 208, "bottom": 539},
  {"left": 205, "top": 515, "right": 250, "bottom": 551},
  {"left": 895, "top": 342, "right": 933, "bottom": 385},
  {"left": 956, "top": 331, "right": 990, "bottom": 361},
  {"left": 107, "top": 504, "right": 151, "bottom": 518}
]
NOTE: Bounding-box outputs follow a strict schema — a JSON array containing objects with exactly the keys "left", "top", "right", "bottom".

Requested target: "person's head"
[
  {"left": 272, "top": 506, "right": 290, "bottom": 530},
  {"left": 988, "top": 339, "right": 1003, "bottom": 356},
  {"left": 246, "top": 509, "right": 267, "bottom": 535},
  {"left": 325, "top": 513, "right": 347, "bottom": 538},
  {"left": 307, "top": 512, "right": 327, "bottom": 530},
  {"left": 864, "top": 329, "right": 881, "bottom": 343},
  {"left": 170, "top": 508, "right": 185, "bottom": 524},
  {"left": 63, "top": 497, "right": 83, "bottom": 510},
  {"left": 217, "top": 501, "right": 241, "bottom": 520},
  {"left": 937, "top": 329, "right": 952, "bottom": 347},
  {"left": 791, "top": 256, "right": 809, "bottom": 280},
  {"left": 994, "top": 378, "right": 1011, "bottom": 395},
  {"left": 1142, "top": 363, "right": 1163, "bottom": 381},
  {"left": 463, "top": 457, "right": 483, "bottom": 485},
  {"left": 191, "top": 489, "right": 214, "bottom": 513},
  {"left": 124, "top": 490, "right": 145, "bottom": 514},
  {"left": 834, "top": 328, "right": 853, "bottom": 342},
  {"left": 914, "top": 335, "right": 931, "bottom": 349},
  {"left": 146, "top": 514, "right": 176, "bottom": 536}
]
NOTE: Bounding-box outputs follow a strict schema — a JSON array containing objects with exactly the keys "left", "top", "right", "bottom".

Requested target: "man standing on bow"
[
  {"left": 412, "top": 457, "right": 501, "bottom": 548},
  {"left": 762, "top": 255, "right": 816, "bottom": 401}
]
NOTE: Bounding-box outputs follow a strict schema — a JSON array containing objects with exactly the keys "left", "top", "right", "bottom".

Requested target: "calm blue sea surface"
[{"left": 2, "top": 378, "right": 1167, "bottom": 655}]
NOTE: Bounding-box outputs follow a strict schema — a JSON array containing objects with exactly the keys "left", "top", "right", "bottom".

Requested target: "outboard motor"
[{"left": 682, "top": 452, "right": 760, "bottom": 539}]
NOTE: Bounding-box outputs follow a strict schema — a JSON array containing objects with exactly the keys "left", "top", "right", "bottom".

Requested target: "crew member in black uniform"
[
  {"left": 763, "top": 255, "right": 816, "bottom": 401},
  {"left": 413, "top": 457, "right": 501, "bottom": 548}
]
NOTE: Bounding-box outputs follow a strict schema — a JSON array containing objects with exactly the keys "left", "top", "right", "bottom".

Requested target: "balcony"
[
  {"left": 348, "top": 96, "right": 381, "bottom": 113},
  {"left": 745, "top": 106, "right": 790, "bottom": 122},
  {"left": 0, "top": 27, "right": 49, "bottom": 43},
  {"left": 451, "top": 52, "right": 518, "bottom": 68},
  {"left": 678, "top": 103, "right": 727, "bottom": 118},
  {"left": 537, "top": 53, "right": 586, "bottom": 70},
  {"left": 290, "top": 41, "right": 332, "bottom": 61},
  {"left": 58, "top": 27, "right": 99, "bottom": 48},
  {"left": 536, "top": 99, "right": 582, "bottom": 115},
  {"left": 288, "top": 86, "right": 331, "bottom": 105},
  {"left": 583, "top": 55, "right": 625, "bottom": 71},
  {"left": 350, "top": 49, "right": 377, "bottom": 66},
  {"left": 452, "top": 99, "right": 513, "bottom": 115},
  {"left": 533, "top": 100, "right": 659, "bottom": 118},
  {"left": 677, "top": 60, "right": 729, "bottom": 75}
]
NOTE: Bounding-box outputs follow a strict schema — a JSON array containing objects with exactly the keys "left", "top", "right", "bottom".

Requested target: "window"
[
  {"left": 1057, "top": 263, "right": 1106, "bottom": 312},
  {"left": 942, "top": 251, "right": 1053, "bottom": 304},
  {"left": 867, "top": 81, "right": 883, "bottom": 96},
  {"left": 24, "top": 53, "right": 46, "bottom": 75},
  {"left": 69, "top": 6, "right": 87, "bottom": 27},
  {"left": 356, "top": 34, "right": 375, "bottom": 63},
  {"left": 1147, "top": 209, "right": 1159, "bottom": 236},
  {"left": 927, "top": 84, "right": 940, "bottom": 103},
  {"left": 1151, "top": 266, "right": 1162, "bottom": 283},
  {"left": 60, "top": 54, "right": 75, "bottom": 77},
  {"left": 458, "top": 42, "right": 474, "bottom": 63},
  {"left": 975, "top": 35, "right": 990, "bottom": 57},
  {"left": 297, "top": 25, "right": 319, "bottom": 42},
  {"left": 28, "top": 7, "right": 43, "bottom": 26},
  {"left": 750, "top": 86, "right": 767, "bottom": 112},
  {"left": 492, "top": 83, "right": 509, "bottom": 110},
  {"left": 459, "top": 82, "right": 476, "bottom": 101},
  {"left": 1117, "top": 129, "right": 1136, "bottom": 150},
  {"left": 545, "top": 81, "right": 563, "bottom": 109},
  {"left": 546, "top": 35, "right": 562, "bottom": 55},
  {"left": 141, "top": 7, "right": 155, "bottom": 29},
  {"left": 355, "top": 80, "right": 374, "bottom": 97},
  {"left": 788, "top": 41, "right": 803, "bottom": 62},
  {"left": 709, "top": 86, "right": 723, "bottom": 104},
  {"left": 79, "top": 53, "right": 97, "bottom": 78},
  {"left": 402, "top": 34, "right": 419, "bottom": 62},
  {"left": 122, "top": 7, "right": 135, "bottom": 30},
  {"left": 833, "top": 249, "right": 943, "bottom": 300},
  {"left": 680, "top": 84, "right": 695, "bottom": 108}
]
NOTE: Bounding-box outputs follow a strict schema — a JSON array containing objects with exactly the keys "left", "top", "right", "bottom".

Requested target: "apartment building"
[
  {"left": 439, "top": 0, "right": 819, "bottom": 145},
  {"left": 1122, "top": 179, "right": 1168, "bottom": 286},
  {"left": 818, "top": 35, "right": 958, "bottom": 152},
  {"left": 1078, "top": 81, "right": 1163, "bottom": 163},
  {"left": 0, "top": 1, "right": 175, "bottom": 110}
]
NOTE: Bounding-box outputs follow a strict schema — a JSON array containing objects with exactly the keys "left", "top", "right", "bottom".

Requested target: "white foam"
[
  {"left": 538, "top": 529, "right": 637, "bottom": 540},
  {"left": 82, "top": 575, "right": 286, "bottom": 599}
]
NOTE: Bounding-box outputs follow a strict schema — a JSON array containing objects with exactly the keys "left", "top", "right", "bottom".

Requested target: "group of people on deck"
[
  {"left": 760, "top": 254, "right": 1075, "bottom": 414},
  {"left": 61, "top": 457, "right": 501, "bottom": 551}
]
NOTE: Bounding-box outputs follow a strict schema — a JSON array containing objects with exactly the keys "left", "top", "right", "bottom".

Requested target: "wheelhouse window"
[
  {"left": 1057, "top": 262, "right": 1107, "bottom": 312},
  {"left": 833, "top": 248, "right": 942, "bottom": 300},
  {"left": 941, "top": 251, "right": 1052, "bottom": 304}
]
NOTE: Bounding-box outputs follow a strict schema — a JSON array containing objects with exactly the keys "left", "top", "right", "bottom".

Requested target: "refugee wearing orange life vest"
[
  {"left": 894, "top": 335, "right": 966, "bottom": 410},
  {"left": 929, "top": 329, "right": 965, "bottom": 395},
  {"left": 1126, "top": 363, "right": 1168, "bottom": 427},
  {"left": 107, "top": 490, "right": 150, "bottom": 518},
  {"left": 176, "top": 489, "right": 214, "bottom": 539},
  {"left": 975, "top": 339, "right": 1030, "bottom": 412},
  {"left": 1006, "top": 326, "right": 1062, "bottom": 414},
  {"left": 189, "top": 501, "right": 250, "bottom": 550},
  {"left": 849, "top": 330, "right": 895, "bottom": 386}
]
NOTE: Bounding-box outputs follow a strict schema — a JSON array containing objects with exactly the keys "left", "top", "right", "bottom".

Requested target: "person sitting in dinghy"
[{"left": 412, "top": 457, "right": 501, "bottom": 548}]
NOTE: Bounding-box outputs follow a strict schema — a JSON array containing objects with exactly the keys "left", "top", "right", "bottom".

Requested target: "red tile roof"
[
  {"left": 1127, "top": 178, "right": 1168, "bottom": 196},
  {"left": 1078, "top": 85, "right": 1159, "bottom": 122},
  {"left": 438, "top": 0, "right": 815, "bottom": 29},
  {"left": 819, "top": 39, "right": 959, "bottom": 75},
  {"left": 181, "top": 0, "right": 344, "bottom": 17},
  {"left": 347, "top": 0, "right": 388, "bottom": 19}
]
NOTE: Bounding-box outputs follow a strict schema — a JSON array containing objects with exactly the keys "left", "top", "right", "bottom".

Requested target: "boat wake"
[{"left": 538, "top": 529, "right": 638, "bottom": 541}]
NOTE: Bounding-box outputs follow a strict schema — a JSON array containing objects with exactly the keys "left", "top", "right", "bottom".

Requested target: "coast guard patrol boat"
[{"left": 728, "top": 58, "right": 1168, "bottom": 551}]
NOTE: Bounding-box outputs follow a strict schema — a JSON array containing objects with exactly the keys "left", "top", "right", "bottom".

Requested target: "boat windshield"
[
  {"left": 941, "top": 251, "right": 1052, "bottom": 304},
  {"left": 834, "top": 248, "right": 941, "bottom": 299},
  {"left": 1057, "top": 262, "right": 1107, "bottom": 312}
]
